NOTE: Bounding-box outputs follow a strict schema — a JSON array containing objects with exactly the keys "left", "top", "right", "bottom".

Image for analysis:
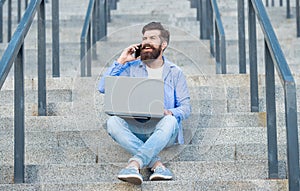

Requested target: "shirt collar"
[{"left": 138, "top": 56, "right": 176, "bottom": 80}]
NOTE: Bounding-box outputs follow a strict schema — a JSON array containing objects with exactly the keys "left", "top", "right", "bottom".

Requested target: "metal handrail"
[
  {"left": 265, "top": 0, "right": 290, "bottom": 18},
  {"left": 0, "top": 0, "right": 29, "bottom": 43},
  {"left": 52, "top": 0, "right": 60, "bottom": 77},
  {"left": 80, "top": 0, "right": 96, "bottom": 77},
  {"left": 195, "top": 0, "right": 226, "bottom": 74},
  {"left": 208, "top": 0, "right": 226, "bottom": 74},
  {"left": 248, "top": 0, "right": 299, "bottom": 190},
  {"left": 80, "top": 0, "right": 109, "bottom": 77},
  {"left": 0, "top": 0, "right": 46, "bottom": 183},
  {"left": 0, "top": 0, "right": 6, "bottom": 42},
  {"left": 297, "top": 0, "right": 300, "bottom": 37},
  {"left": 265, "top": 0, "right": 299, "bottom": 37},
  {"left": 0, "top": 0, "right": 11, "bottom": 42},
  {"left": 266, "top": 0, "right": 283, "bottom": 6}
]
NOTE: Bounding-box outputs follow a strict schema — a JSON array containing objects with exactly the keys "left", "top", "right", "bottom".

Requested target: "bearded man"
[{"left": 98, "top": 22, "right": 191, "bottom": 185}]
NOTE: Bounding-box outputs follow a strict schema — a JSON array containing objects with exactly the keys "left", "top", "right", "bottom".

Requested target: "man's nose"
[{"left": 142, "top": 39, "right": 151, "bottom": 45}]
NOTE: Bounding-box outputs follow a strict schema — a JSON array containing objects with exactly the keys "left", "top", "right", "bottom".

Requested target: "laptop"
[{"left": 104, "top": 76, "right": 164, "bottom": 119}]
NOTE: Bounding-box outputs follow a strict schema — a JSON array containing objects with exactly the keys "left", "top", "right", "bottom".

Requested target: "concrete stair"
[{"left": 0, "top": 0, "right": 297, "bottom": 190}]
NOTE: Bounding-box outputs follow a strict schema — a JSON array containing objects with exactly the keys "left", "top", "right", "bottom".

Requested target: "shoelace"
[
  {"left": 126, "top": 165, "right": 140, "bottom": 173},
  {"left": 153, "top": 165, "right": 166, "bottom": 172}
]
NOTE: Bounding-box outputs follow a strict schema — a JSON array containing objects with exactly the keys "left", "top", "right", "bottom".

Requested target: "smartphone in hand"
[{"left": 134, "top": 44, "right": 142, "bottom": 58}]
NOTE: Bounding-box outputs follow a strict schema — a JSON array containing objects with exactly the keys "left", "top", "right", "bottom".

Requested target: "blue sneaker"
[
  {"left": 149, "top": 166, "right": 173, "bottom": 181},
  {"left": 117, "top": 166, "right": 143, "bottom": 185}
]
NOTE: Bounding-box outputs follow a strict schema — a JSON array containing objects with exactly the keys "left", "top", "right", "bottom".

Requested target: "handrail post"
[
  {"left": 285, "top": 82, "right": 300, "bottom": 191},
  {"left": 87, "top": 25, "right": 92, "bottom": 77},
  {"left": 208, "top": 0, "right": 214, "bottom": 57},
  {"left": 0, "top": 0, "right": 3, "bottom": 43},
  {"left": 97, "top": 0, "right": 101, "bottom": 40},
  {"left": 99, "top": 0, "right": 107, "bottom": 40},
  {"left": 110, "top": 0, "right": 117, "bottom": 10},
  {"left": 297, "top": 0, "right": 300, "bottom": 37},
  {"left": 220, "top": 34, "right": 226, "bottom": 74},
  {"left": 38, "top": 0, "right": 47, "bottom": 116},
  {"left": 238, "top": 0, "right": 246, "bottom": 73},
  {"left": 191, "top": 0, "right": 197, "bottom": 8},
  {"left": 80, "top": 39, "right": 86, "bottom": 77},
  {"left": 107, "top": 0, "right": 111, "bottom": 22},
  {"left": 200, "top": 0, "right": 209, "bottom": 39},
  {"left": 14, "top": 44, "right": 25, "bottom": 183},
  {"left": 8, "top": 0, "right": 11, "bottom": 42},
  {"left": 248, "top": 0, "right": 259, "bottom": 112},
  {"left": 286, "top": 0, "right": 291, "bottom": 18},
  {"left": 18, "top": 0, "right": 21, "bottom": 22},
  {"left": 52, "top": 0, "right": 60, "bottom": 77},
  {"left": 92, "top": 0, "right": 98, "bottom": 60},
  {"left": 215, "top": 24, "right": 221, "bottom": 74},
  {"left": 81, "top": 0, "right": 97, "bottom": 77},
  {"left": 265, "top": 40, "right": 278, "bottom": 178},
  {"left": 209, "top": 0, "right": 226, "bottom": 74},
  {"left": 196, "top": 0, "right": 200, "bottom": 21}
]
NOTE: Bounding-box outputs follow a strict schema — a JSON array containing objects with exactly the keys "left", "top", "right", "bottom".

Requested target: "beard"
[{"left": 140, "top": 44, "right": 162, "bottom": 64}]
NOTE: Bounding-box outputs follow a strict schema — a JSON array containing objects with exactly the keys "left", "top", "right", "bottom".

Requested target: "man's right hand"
[{"left": 117, "top": 44, "right": 141, "bottom": 64}]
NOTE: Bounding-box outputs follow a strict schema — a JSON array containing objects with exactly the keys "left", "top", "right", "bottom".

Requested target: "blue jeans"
[{"left": 106, "top": 115, "right": 179, "bottom": 168}]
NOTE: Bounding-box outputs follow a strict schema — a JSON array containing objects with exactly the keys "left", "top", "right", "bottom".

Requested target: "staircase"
[{"left": 1, "top": 0, "right": 299, "bottom": 190}]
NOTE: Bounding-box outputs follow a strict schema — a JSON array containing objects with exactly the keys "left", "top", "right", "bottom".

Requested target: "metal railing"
[
  {"left": 265, "top": 0, "right": 290, "bottom": 18},
  {"left": 265, "top": 0, "right": 300, "bottom": 38},
  {"left": 0, "top": 0, "right": 46, "bottom": 183},
  {"left": 246, "top": 0, "right": 299, "bottom": 190},
  {"left": 194, "top": 0, "right": 226, "bottom": 74},
  {"left": 208, "top": 0, "right": 226, "bottom": 74},
  {"left": 238, "top": 0, "right": 246, "bottom": 73},
  {"left": 296, "top": 0, "right": 300, "bottom": 37},
  {"left": 52, "top": 0, "right": 60, "bottom": 77},
  {"left": 80, "top": 0, "right": 110, "bottom": 77},
  {"left": 195, "top": 0, "right": 299, "bottom": 189},
  {"left": 0, "top": 0, "right": 29, "bottom": 42},
  {"left": 1, "top": 0, "right": 13, "bottom": 42},
  {"left": 0, "top": 0, "right": 60, "bottom": 76}
]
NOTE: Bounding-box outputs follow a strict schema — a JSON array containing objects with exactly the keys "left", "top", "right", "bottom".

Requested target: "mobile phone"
[{"left": 134, "top": 44, "right": 142, "bottom": 58}]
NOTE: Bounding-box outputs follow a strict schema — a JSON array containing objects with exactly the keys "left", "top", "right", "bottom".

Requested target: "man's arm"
[
  {"left": 98, "top": 44, "right": 141, "bottom": 93},
  {"left": 168, "top": 71, "right": 191, "bottom": 121}
]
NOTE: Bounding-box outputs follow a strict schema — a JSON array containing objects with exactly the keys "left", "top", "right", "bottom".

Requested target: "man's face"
[{"left": 140, "top": 30, "right": 163, "bottom": 63}]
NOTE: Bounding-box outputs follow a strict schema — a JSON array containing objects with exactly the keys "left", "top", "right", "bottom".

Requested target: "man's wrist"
[{"left": 117, "top": 57, "right": 126, "bottom": 65}]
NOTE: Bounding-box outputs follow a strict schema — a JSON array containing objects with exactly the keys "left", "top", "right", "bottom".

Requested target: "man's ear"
[{"left": 162, "top": 41, "right": 168, "bottom": 51}]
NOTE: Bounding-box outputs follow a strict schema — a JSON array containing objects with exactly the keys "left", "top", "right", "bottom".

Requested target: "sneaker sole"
[
  {"left": 118, "top": 174, "right": 143, "bottom": 185},
  {"left": 149, "top": 174, "right": 172, "bottom": 181}
]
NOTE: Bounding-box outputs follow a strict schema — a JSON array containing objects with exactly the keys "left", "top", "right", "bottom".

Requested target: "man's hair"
[{"left": 142, "top": 22, "right": 170, "bottom": 45}]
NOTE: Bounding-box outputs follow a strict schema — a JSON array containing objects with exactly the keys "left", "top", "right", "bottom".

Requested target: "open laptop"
[{"left": 104, "top": 76, "right": 164, "bottom": 119}]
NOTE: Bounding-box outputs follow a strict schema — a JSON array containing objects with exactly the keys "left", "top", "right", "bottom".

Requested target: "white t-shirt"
[{"left": 146, "top": 65, "right": 163, "bottom": 79}]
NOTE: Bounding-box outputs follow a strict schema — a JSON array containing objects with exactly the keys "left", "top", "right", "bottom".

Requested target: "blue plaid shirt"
[{"left": 98, "top": 57, "right": 191, "bottom": 144}]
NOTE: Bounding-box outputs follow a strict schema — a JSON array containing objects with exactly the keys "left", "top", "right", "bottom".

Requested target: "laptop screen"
[{"left": 104, "top": 76, "right": 164, "bottom": 118}]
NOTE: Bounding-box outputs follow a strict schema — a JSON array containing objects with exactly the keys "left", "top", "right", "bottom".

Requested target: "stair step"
[
  {"left": 0, "top": 0, "right": 298, "bottom": 189},
  {"left": 0, "top": 179, "right": 288, "bottom": 191},
  {"left": 0, "top": 102, "right": 72, "bottom": 117},
  {"left": 0, "top": 160, "right": 284, "bottom": 184},
  {"left": 0, "top": 140, "right": 293, "bottom": 166}
]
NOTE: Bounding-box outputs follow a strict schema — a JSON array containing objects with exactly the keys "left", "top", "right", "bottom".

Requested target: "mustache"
[{"left": 141, "top": 44, "right": 155, "bottom": 50}]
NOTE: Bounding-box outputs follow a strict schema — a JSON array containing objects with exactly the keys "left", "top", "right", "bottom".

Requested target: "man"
[{"left": 98, "top": 22, "right": 191, "bottom": 185}]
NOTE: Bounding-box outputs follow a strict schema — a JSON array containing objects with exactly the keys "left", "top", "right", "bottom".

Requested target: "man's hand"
[
  {"left": 164, "top": 109, "right": 173, "bottom": 116},
  {"left": 117, "top": 44, "right": 141, "bottom": 64}
]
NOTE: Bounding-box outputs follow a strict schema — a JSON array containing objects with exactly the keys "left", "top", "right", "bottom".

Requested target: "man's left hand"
[{"left": 164, "top": 110, "right": 173, "bottom": 115}]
